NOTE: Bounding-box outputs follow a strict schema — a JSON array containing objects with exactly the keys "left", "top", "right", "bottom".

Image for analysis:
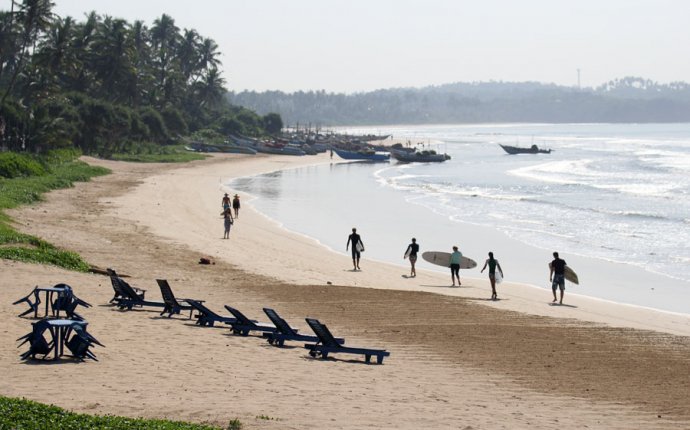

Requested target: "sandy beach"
[{"left": 2, "top": 152, "right": 690, "bottom": 429}]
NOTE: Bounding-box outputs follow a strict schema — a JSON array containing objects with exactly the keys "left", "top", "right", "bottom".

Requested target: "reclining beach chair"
[
  {"left": 224, "top": 305, "right": 277, "bottom": 336},
  {"left": 111, "top": 276, "right": 164, "bottom": 311},
  {"left": 303, "top": 318, "right": 390, "bottom": 364},
  {"left": 156, "top": 279, "right": 200, "bottom": 318},
  {"left": 262, "top": 308, "right": 343, "bottom": 347},
  {"left": 12, "top": 287, "right": 41, "bottom": 317},
  {"left": 107, "top": 268, "right": 145, "bottom": 303},
  {"left": 17, "top": 319, "right": 54, "bottom": 360},
  {"left": 186, "top": 299, "right": 237, "bottom": 327}
]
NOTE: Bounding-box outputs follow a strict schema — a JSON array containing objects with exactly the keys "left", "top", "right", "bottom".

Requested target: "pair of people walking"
[{"left": 220, "top": 193, "right": 241, "bottom": 239}]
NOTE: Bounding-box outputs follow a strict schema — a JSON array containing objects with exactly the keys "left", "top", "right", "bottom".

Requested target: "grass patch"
[
  {"left": 0, "top": 152, "right": 110, "bottom": 271},
  {"left": 0, "top": 396, "right": 224, "bottom": 429},
  {"left": 110, "top": 145, "right": 206, "bottom": 163}
]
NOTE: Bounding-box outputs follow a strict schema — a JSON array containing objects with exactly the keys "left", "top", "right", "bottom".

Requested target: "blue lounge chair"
[
  {"left": 111, "top": 276, "right": 164, "bottom": 311},
  {"left": 262, "top": 308, "right": 343, "bottom": 347},
  {"left": 186, "top": 300, "right": 237, "bottom": 327},
  {"left": 156, "top": 279, "right": 199, "bottom": 318},
  {"left": 107, "top": 268, "right": 145, "bottom": 303},
  {"left": 303, "top": 318, "right": 390, "bottom": 364},
  {"left": 224, "top": 305, "right": 277, "bottom": 336}
]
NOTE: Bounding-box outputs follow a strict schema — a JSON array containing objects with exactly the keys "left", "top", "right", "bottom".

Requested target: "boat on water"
[
  {"left": 333, "top": 148, "right": 390, "bottom": 161},
  {"left": 499, "top": 144, "right": 552, "bottom": 154},
  {"left": 390, "top": 149, "right": 450, "bottom": 163}
]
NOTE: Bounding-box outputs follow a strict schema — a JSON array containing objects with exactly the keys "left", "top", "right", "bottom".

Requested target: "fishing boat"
[
  {"left": 390, "top": 149, "right": 450, "bottom": 163},
  {"left": 332, "top": 148, "right": 390, "bottom": 161},
  {"left": 187, "top": 142, "right": 257, "bottom": 154},
  {"left": 499, "top": 144, "right": 552, "bottom": 154},
  {"left": 256, "top": 142, "right": 305, "bottom": 156}
]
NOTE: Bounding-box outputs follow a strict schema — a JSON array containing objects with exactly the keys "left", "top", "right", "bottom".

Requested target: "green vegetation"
[
  {"left": 226, "top": 419, "right": 242, "bottom": 430},
  {"left": 0, "top": 149, "right": 108, "bottom": 270},
  {"left": 110, "top": 144, "right": 206, "bottom": 163},
  {"left": 0, "top": 396, "right": 224, "bottom": 430},
  {"left": 1, "top": 1, "right": 283, "bottom": 158}
]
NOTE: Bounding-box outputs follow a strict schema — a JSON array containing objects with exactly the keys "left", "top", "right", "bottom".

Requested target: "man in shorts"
[
  {"left": 346, "top": 228, "right": 364, "bottom": 271},
  {"left": 549, "top": 251, "right": 567, "bottom": 304}
]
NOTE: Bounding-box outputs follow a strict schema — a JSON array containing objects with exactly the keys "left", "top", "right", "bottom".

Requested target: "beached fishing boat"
[
  {"left": 332, "top": 148, "right": 390, "bottom": 161},
  {"left": 499, "top": 144, "right": 552, "bottom": 154},
  {"left": 390, "top": 149, "right": 450, "bottom": 163},
  {"left": 187, "top": 142, "right": 257, "bottom": 154}
]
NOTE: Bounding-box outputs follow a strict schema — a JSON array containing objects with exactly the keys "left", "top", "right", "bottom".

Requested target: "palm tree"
[
  {"left": 67, "top": 11, "right": 98, "bottom": 93},
  {"left": 197, "top": 37, "right": 221, "bottom": 76},
  {"left": 1, "top": 0, "right": 55, "bottom": 105},
  {"left": 32, "top": 16, "right": 74, "bottom": 87},
  {"left": 178, "top": 28, "right": 200, "bottom": 81},
  {"left": 91, "top": 16, "right": 137, "bottom": 104},
  {"left": 193, "top": 66, "right": 226, "bottom": 109},
  {"left": 129, "top": 20, "right": 152, "bottom": 106},
  {"left": 150, "top": 13, "right": 180, "bottom": 106}
]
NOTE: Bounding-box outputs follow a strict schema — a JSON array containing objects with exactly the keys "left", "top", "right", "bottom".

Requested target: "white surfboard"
[
  {"left": 356, "top": 241, "right": 364, "bottom": 252},
  {"left": 495, "top": 271, "right": 503, "bottom": 284},
  {"left": 549, "top": 263, "right": 579, "bottom": 285},
  {"left": 421, "top": 251, "right": 477, "bottom": 269},
  {"left": 404, "top": 248, "right": 411, "bottom": 258}
]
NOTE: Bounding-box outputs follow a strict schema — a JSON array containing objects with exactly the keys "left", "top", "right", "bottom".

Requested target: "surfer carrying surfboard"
[
  {"left": 403, "top": 238, "right": 419, "bottom": 277},
  {"left": 549, "top": 252, "right": 567, "bottom": 304},
  {"left": 480, "top": 252, "right": 504, "bottom": 300},
  {"left": 450, "top": 246, "right": 463, "bottom": 286},
  {"left": 346, "top": 228, "right": 364, "bottom": 271}
]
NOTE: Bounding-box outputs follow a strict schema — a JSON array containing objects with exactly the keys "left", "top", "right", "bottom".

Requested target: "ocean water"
[{"left": 230, "top": 123, "right": 690, "bottom": 314}]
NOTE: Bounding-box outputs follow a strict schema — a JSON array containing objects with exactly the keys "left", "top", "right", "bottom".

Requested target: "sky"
[{"left": 45, "top": 0, "right": 690, "bottom": 94}]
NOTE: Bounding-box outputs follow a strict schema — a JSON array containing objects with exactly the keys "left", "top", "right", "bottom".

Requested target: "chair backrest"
[
  {"left": 116, "top": 277, "right": 143, "bottom": 301},
  {"left": 187, "top": 299, "right": 218, "bottom": 317},
  {"left": 109, "top": 275, "right": 125, "bottom": 296},
  {"left": 263, "top": 308, "right": 296, "bottom": 335},
  {"left": 156, "top": 279, "right": 178, "bottom": 306},
  {"left": 224, "top": 306, "right": 253, "bottom": 326},
  {"left": 305, "top": 318, "right": 340, "bottom": 347}
]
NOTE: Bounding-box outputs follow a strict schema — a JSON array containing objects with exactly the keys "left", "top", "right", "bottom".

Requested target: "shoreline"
[
  {"left": 118, "top": 151, "right": 690, "bottom": 335},
  {"left": 1, "top": 152, "right": 689, "bottom": 428}
]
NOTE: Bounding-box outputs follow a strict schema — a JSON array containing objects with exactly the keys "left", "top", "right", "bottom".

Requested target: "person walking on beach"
[
  {"left": 222, "top": 193, "right": 231, "bottom": 211},
  {"left": 450, "top": 246, "right": 462, "bottom": 286},
  {"left": 404, "top": 238, "right": 419, "bottom": 277},
  {"left": 481, "top": 252, "right": 504, "bottom": 300},
  {"left": 221, "top": 208, "right": 234, "bottom": 239},
  {"left": 346, "top": 228, "right": 364, "bottom": 271},
  {"left": 549, "top": 251, "right": 567, "bottom": 304},
  {"left": 232, "top": 194, "right": 241, "bottom": 219}
]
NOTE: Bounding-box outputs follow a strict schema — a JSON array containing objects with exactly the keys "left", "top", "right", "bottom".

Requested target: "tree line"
[
  {"left": 0, "top": 0, "right": 281, "bottom": 156},
  {"left": 229, "top": 77, "right": 690, "bottom": 126}
]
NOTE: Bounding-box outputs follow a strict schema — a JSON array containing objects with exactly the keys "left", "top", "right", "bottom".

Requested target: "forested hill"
[{"left": 228, "top": 77, "right": 690, "bottom": 126}]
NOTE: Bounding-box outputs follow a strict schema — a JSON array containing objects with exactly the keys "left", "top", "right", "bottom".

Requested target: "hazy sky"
[{"left": 49, "top": 0, "right": 690, "bottom": 93}]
